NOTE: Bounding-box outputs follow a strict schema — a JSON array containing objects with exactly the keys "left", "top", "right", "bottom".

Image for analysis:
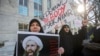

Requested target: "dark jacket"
[
  {"left": 58, "top": 25, "right": 87, "bottom": 56},
  {"left": 60, "top": 32, "right": 74, "bottom": 56},
  {"left": 82, "top": 27, "right": 100, "bottom": 56},
  {"left": 73, "top": 26, "right": 87, "bottom": 49},
  {"left": 92, "top": 27, "right": 100, "bottom": 43},
  {"left": 73, "top": 26, "right": 87, "bottom": 56}
]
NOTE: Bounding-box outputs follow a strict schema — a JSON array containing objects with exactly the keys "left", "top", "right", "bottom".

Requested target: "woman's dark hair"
[
  {"left": 59, "top": 25, "right": 72, "bottom": 35},
  {"left": 29, "top": 19, "right": 44, "bottom": 33}
]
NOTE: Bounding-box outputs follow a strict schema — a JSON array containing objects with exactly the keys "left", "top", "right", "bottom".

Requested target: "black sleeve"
[
  {"left": 13, "top": 43, "right": 16, "bottom": 56},
  {"left": 59, "top": 36, "right": 63, "bottom": 47},
  {"left": 13, "top": 41, "right": 24, "bottom": 56},
  {"left": 78, "top": 26, "right": 87, "bottom": 40},
  {"left": 74, "top": 26, "right": 87, "bottom": 48},
  {"left": 59, "top": 34, "right": 65, "bottom": 47}
]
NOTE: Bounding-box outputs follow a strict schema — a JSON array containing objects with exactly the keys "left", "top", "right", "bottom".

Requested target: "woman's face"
[
  {"left": 30, "top": 22, "right": 41, "bottom": 32},
  {"left": 26, "top": 40, "right": 38, "bottom": 53},
  {"left": 64, "top": 26, "right": 70, "bottom": 33}
]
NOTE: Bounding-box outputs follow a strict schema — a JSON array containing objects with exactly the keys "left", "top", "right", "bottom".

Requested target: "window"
[
  {"left": 34, "top": 0, "right": 43, "bottom": 18},
  {"left": 19, "top": 23, "right": 28, "bottom": 31},
  {"left": 47, "top": 0, "right": 51, "bottom": 10},
  {"left": 19, "top": 0, "right": 28, "bottom": 16},
  {"left": 19, "top": 0, "right": 28, "bottom": 6}
]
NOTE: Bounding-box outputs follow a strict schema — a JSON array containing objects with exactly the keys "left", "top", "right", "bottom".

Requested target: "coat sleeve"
[
  {"left": 74, "top": 26, "right": 87, "bottom": 48},
  {"left": 13, "top": 41, "right": 24, "bottom": 56},
  {"left": 78, "top": 26, "right": 87, "bottom": 40}
]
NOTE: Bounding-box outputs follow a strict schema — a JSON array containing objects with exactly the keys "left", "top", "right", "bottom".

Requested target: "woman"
[
  {"left": 14, "top": 19, "right": 44, "bottom": 56},
  {"left": 58, "top": 25, "right": 74, "bottom": 56},
  {"left": 58, "top": 20, "right": 88, "bottom": 56},
  {"left": 28, "top": 19, "right": 44, "bottom": 33}
]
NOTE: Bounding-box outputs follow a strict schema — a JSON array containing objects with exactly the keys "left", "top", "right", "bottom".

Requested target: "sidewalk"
[{"left": 0, "top": 41, "right": 15, "bottom": 56}]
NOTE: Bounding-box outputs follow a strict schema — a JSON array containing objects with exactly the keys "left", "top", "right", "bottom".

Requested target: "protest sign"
[
  {"left": 16, "top": 31, "right": 59, "bottom": 56},
  {"left": 42, "top": 0, "right": 76, "bottom": 32}
]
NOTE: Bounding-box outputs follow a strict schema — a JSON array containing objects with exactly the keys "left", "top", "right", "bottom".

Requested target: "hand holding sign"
[
  {"left": 55, "top": 25, "right": 59, "bottom": 31},
  {"left": 82, "top": 19, "right": 88, "bottom": 26},
  {"left": 58, "top": 47, "right": 64, "bottom": 55}
]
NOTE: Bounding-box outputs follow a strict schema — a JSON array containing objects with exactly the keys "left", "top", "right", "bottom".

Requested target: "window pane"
[
  {"left": 19, "top": 23, "right": 24, "bottom": 31},
  {"left": 34, "top": 2, "right": 38, "bottom": 10},
  {"left": 39, "top": 11, "right": 43, "bottom": 16},
  {"left": 34, "top": 0, "right": 42, "bottom": 17},
  {"left": 24, "top": 24, "right": 28, "bottom": 29},
  {"left": 24, "top": 24, "right": 28, "bottom": 31},
  {"left": 19, "top": 0, "right": 28, "bottom": 6},
  {"left": 34, "top": 9, "right": 39, "bottom": 17},
  {"left": 34, "top": 0, "right": 42, "bottom": 5},
  {"left": 24, "top": 0, "right": 28, "bottom": 6},
  {"left": 19, "top": 5, "right": 28, "bottom": 16},
  {"left": 38, "top": 0, "right": 42, "bottom": 5},
  {"left": 18, "top": 23, "right": 28, "bottom": 31},
  {"left": 19, "top": 0, "right": 23, "bottom": 5},
  {"left": 39, "top": 4, "right": 42, "bottom": 11}
]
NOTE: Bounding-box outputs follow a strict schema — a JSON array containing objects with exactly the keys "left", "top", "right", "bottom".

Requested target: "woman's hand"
[
  {"left": 58, "top": 47, "right": 64, "bottom": 55},
  {"left": 55, "top": 25, "right": 59, "bottom": 30}
]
